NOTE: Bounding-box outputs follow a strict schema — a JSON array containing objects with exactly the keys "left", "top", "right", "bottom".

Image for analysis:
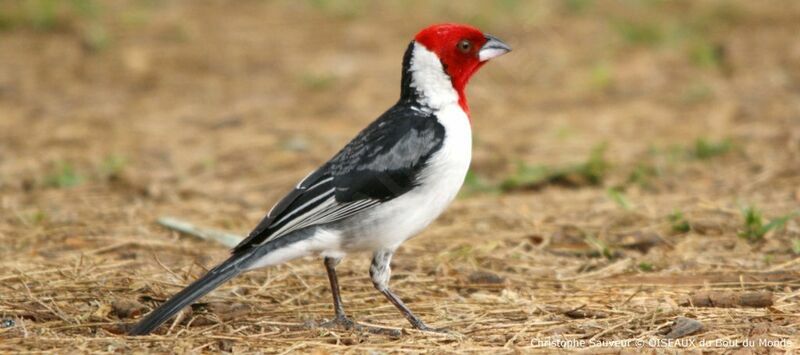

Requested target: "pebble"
[{"left": 1, "top": 318, "right": 15, "bottom": 328}]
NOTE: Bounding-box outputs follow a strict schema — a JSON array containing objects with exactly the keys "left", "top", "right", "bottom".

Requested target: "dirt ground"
[{"left": 1, "top": 0, "right": 799, "bottom": 353}]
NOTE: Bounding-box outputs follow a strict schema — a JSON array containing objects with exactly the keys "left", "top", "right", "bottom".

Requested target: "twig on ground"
[
  {"left": 683, "top": 291, "right": 773, "bottom": 308},
  {"left": 157, "top": 216, "right": 244, "bottom": 248}
]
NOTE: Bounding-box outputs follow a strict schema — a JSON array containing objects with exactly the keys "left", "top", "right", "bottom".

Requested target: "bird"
[{"left": 129, "top": 23, "right": 511, "bottom": 335}]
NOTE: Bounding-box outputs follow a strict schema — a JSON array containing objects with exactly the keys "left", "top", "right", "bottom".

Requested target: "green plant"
[
  {"left": 3, "top": 0, "right": 99, "bottom": 29},
  {"left": 24, "top": 0, "right": 59, "bottom": 30},
  {"left": 0, "top": 0, "right": 109, "bottom": 50},
  {"left": 680, "top": 82, "right": 713, "bottom": 105},
  {"left": 627, "top": 162, "right": 658, "bottom": 188},
  {"left": 500, "top": 144, "right": 610, "bottom": 191},
  {"left": 22, "top": 209, "right": 48, "bottom": 225},
  {"left": 100, "top": 154, "right": 126, "bottom": 178},
  {"left": 564, "top": 0, "right": 594, "bottom": 14},
  {"left": 45, "top": 161, "right": 83, "bottom": 188},
  {"left": 739, "top": 206, "right": 798, "bottom": 241},
  {"left": 792, "top": 239, "right": 800, "bottom": 255},
  {"left": 299, "top": 72, "right": 337, "bottom": 91},
  {"left": 584, "top": 234, "right": 615, "bottom": 259},
  {"left": 554, "top": 125, "right": 574, "bottom": 140},
  {"left": 607, "top": 187, "right": 632, "bottom": 210},
  {"left": 581, "top": 143, "right": 610, "bottom": 183},
  {"left": 612, "top": 20, "right": 664, "bottom": 46},
  {"left": 692, "top": 138, "right": 731, "bottom": 159},
  {"left": 589, "top": 62, "right": 613, "bottom": 91},
  {"left": 689, "top": 40, "right": 722, "bottom": 68},
  {"left": 500, "top": 163, "right": 553, "bottom": 191},
  {"left": 668, "top": 210, "right": 690, "bottom": 233},
  {"left": 763, "top": 254, "right": 774, "bottom": 265},
  {"left": 638, "top": 262, "right": 655, "bottom": 272},
  {"left": 81, "top": 21, "right": 109, "bottom": 51},
  {"left": 461, "top": 170, "right": 500, "bottom": 196}
]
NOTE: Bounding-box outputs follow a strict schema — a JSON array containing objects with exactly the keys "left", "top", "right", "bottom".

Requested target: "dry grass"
[{"left": 1, "top": 0, "right": 800, "bottom": 353}]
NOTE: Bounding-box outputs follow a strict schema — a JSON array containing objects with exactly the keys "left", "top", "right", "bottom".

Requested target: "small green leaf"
[
  {"left": 462, "top": 170, "right": 500, "bottom": 196},
  {"left": 613, "top": 20, "right": 664, "bottom": 46},
  {"left": 607, "top": 188, "right": 632, "bottom": 210},
  {"left": 100, "top": 154, "right": 127, "bottom": 178},
  {"left": 638, "top": 262, "right": 655, "bottom": 272},
  {"left": 45, "top": 162, "right": 83, "bottom": 188},
  {"left": 792, "top": 239, "right": 800, "bottom": 255},
  {"left": 500, "top": 143, "right": 610, "bottom": 191},
  {"left": 760, "top": 212, "right": 798, "bottom": 235},
  {"left": 693, "top": 138, "right": 731, "bottom": 159},
  {"left": 739, "top": 207, "right": 798, "bottom": 242},
  {"left": 668, "top": 210, "right": 691, "bottom": 233},
  {"left": 584, "top": 234, "right": 615, "bottom": 259}
]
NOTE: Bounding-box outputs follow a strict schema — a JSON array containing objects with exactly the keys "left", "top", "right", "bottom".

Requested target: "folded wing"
[{"left": 233, "top": 105, "right": 444, "bottom": 253}]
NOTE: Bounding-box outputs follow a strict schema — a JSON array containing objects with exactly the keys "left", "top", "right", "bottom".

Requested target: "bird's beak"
[{"left": 478, "top": 34, "right": 511, "bottom": 62}]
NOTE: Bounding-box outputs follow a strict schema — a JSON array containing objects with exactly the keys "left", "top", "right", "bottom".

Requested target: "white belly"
[{"left": 338, "top": 104, "right": 472, "bottom": 251}]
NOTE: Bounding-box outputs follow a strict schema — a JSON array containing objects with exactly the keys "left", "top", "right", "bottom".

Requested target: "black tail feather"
[{"left": 129, "top": 252, "right": 253, "bottom": 335}]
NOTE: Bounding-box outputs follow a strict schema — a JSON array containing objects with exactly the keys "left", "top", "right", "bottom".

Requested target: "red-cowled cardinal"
[{"left": 130, "top": 23, "right": 511, "bottom": 335}]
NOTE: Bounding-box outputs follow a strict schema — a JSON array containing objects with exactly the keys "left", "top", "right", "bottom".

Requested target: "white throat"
[{"left": 409, "top": 42, "right": 459, "bottom": 111}]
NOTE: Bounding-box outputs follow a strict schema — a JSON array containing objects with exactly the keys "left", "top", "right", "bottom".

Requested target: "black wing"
[{"left": 233, "top": 104, "right": 445, "bottom": 253}]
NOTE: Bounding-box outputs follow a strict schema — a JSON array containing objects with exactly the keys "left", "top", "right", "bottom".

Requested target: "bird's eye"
[{"left": 457, "top": 39, "right": 472, "bottom": 53}]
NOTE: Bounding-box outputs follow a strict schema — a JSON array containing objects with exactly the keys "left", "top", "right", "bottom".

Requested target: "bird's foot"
[{"left": 318, "top": 315, "right": 401, "bottom": 337}]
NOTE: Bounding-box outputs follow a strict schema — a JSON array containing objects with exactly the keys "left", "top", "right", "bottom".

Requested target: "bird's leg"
[
  {"left": 321, "top": 256, "right": 358, "bottom": 329},
  {"left": 370, "top": 250, "right": 446, "bottom": 333},
  {"left": 319, "top": 256, "right": 402, "bottom": 336}
]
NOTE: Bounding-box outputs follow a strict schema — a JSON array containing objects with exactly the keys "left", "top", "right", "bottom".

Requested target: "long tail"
[{"left": 129, "top": 251, "right": 254, "bottom": 335}]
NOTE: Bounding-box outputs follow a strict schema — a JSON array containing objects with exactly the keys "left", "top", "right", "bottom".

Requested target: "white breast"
[
  {"left": 415, "top": 105, "right": 473, "bottom": 210},
  {"left": 401, "top": 104, "right": 472, "bottom": 230},
  {"left": 339, "top": 106, "right": 471, "bottom": 252}
]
